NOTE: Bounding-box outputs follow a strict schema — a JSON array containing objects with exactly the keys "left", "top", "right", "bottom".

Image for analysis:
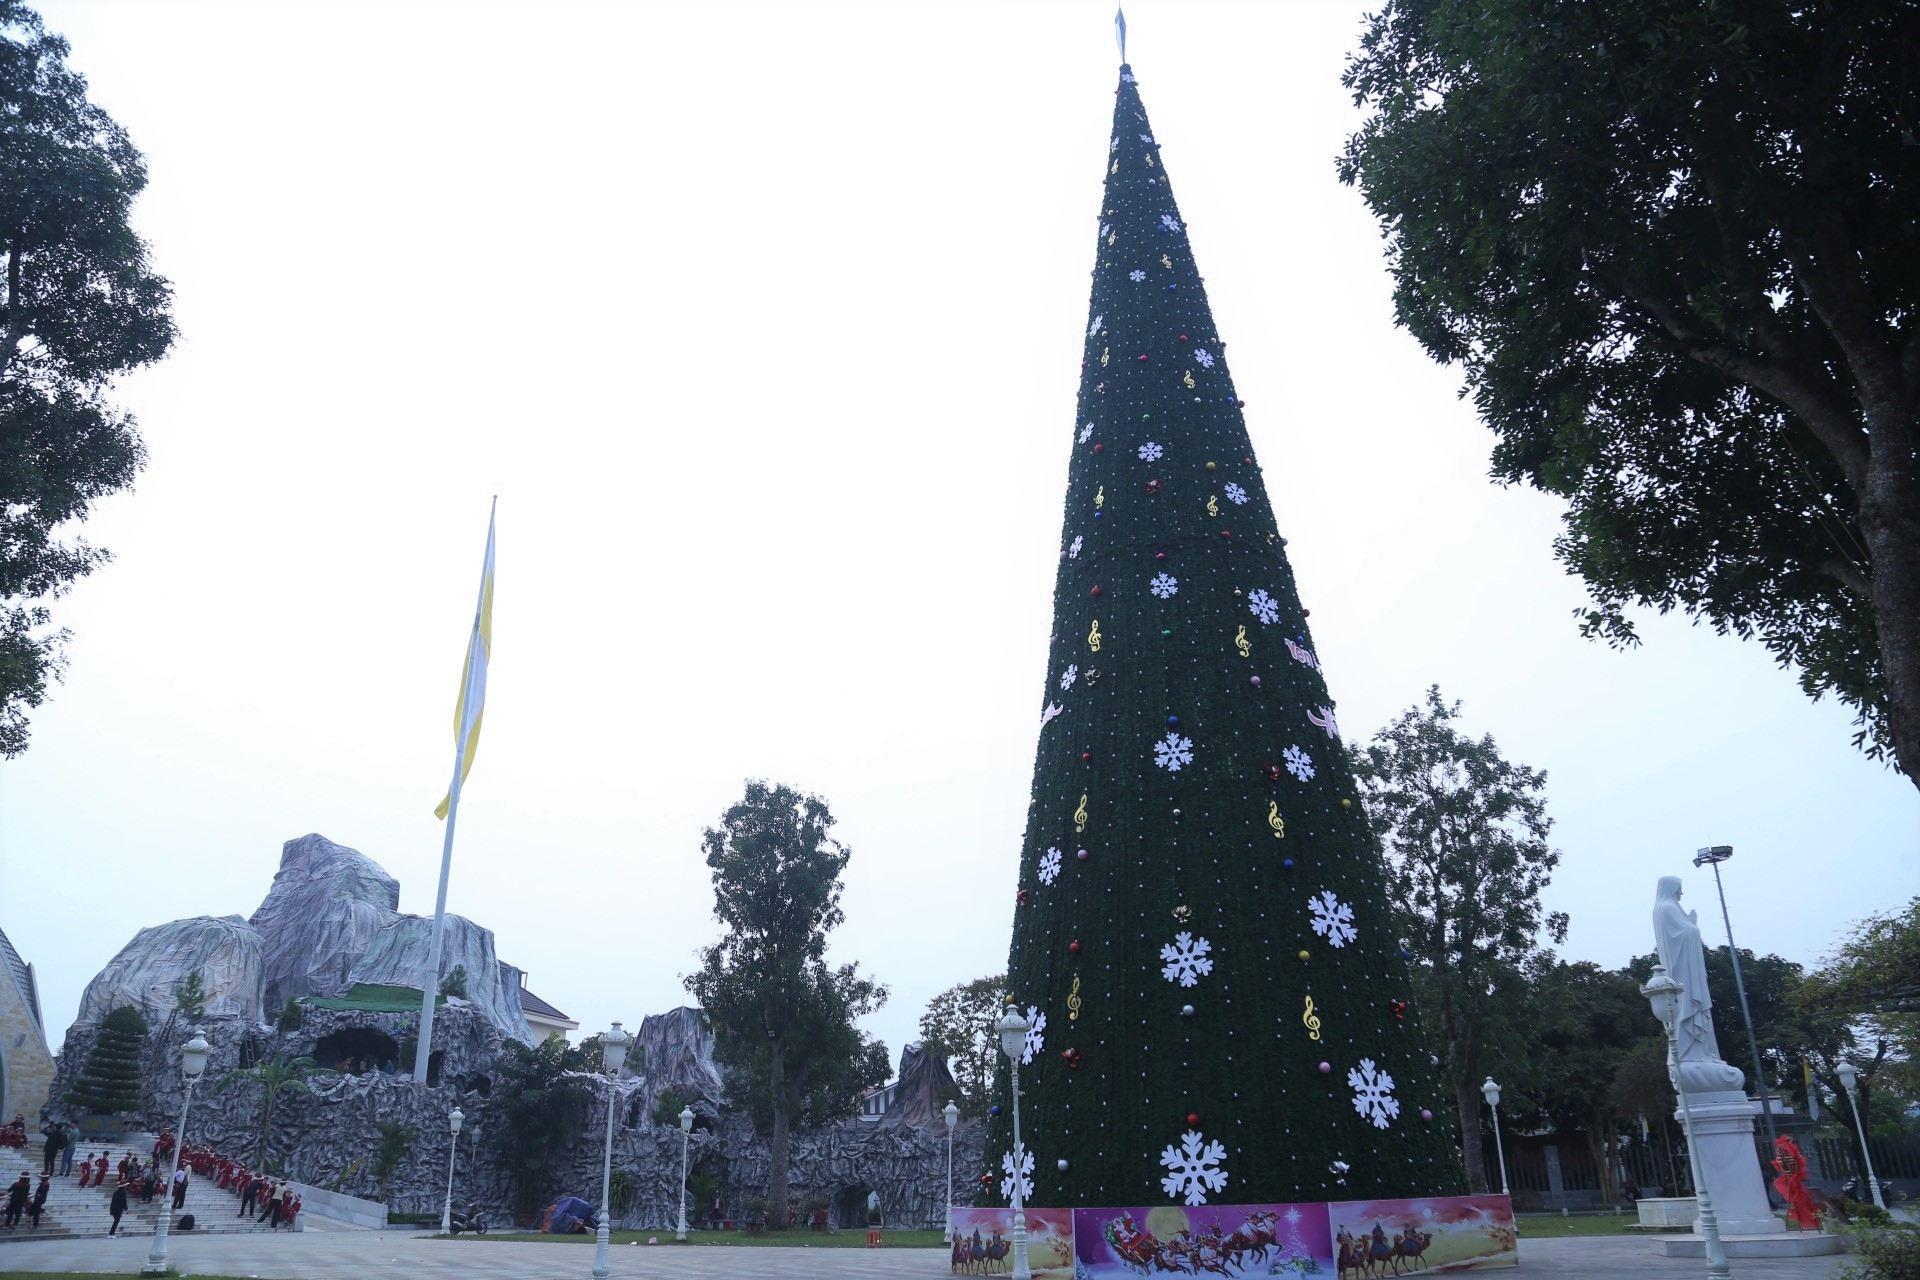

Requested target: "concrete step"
[{"left": 3, "top": 1142, "right": 299, "bottom": 1240}]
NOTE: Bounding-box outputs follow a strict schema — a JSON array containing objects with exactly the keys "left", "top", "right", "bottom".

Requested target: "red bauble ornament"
[
  {"left": 1186, "top": 1112, "right": 1200, "bottom": 1127},
  {"left": 1179, "top": 334, "right": 1188, "bottom": 341},
  {"left": 1094, "top": 443, "right": 1104, "bottom": 453},
  {"left": 1303, "top": 608, "right": 1311, "bottom": 617},
  {"left": 1220, "top": 530, "right": 1231, "bottom": 539},
  {"left": 1081, "top": 751, "right": 1091, "bottom": 761},
  {"left": 1069, "top": 941, "right": 1082, "bottom": 955},
  {"left": 1090, "top": 586, "right": 1101, "bottom": 596},
  {"left": 1155, "top": 551, "right": 1166, "bottom": 561}
]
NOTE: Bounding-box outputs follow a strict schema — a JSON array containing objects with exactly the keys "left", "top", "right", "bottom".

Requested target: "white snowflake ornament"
[
  {"left": 1021, "top": 1007, "right": 1047, "bottom": 1065},
  {"left": 1193, "top": 348, "right": 1215, "bottom": 369},
  {"left": 1060, "top": 664, "right": 1079, "bottom": 691},
  {"left": 1138, "top": 441, "right": 1163, "bottom": 462},
  {"left": 1161, "top": 213, "right": 1183, "bottom": 232},
  {"left": 1224, "top": 482, "right": 1248, "bottom": 505},
  {"left": 1129, "top": 269, "right": 1147, "bottom": 282},
  {"left": 1153, "top": 732, "right": 1194, "bottom": 772},
  {"left": 1247, "top": 588, "right": 1280, "bottom": 626},
  {"left": 1068, "top": 535, "right": 1083, "bottom": 560},
  {"left": 1282, "top": 745, "right": 1315, "bottom": 781},
  {"left": 1158, "top": 1130, "right": 1228, "bottom": 1206},
  {"left": 1037, "top": 848, "right": 1062, "bottom": 886},
  {"left": 1001, "top": 1143, "right": 1035, "bottom": 1204},
  {"left": 1159, "top": 931, "right": 1214, "bottom": 987},
  {"left": 1079, "top": 422, "right": 1095, "bottom": 443},
  {"left": 1348, "top": 1059, "right": 1400, "bottom": 1129},
  {"left": 1088, "top": 314, "right": 1103, "bottom": 337},
  {"left": 1307, "top": 890, "right": 1357, "bottom": 949},
  {"left": 1149, "top": 573, "right": 1179, "bottom": 599}
]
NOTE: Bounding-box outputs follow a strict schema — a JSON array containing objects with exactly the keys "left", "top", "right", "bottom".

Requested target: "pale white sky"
[{"left": 3, "top": 1, "right": 1914, "bottom": 1079}]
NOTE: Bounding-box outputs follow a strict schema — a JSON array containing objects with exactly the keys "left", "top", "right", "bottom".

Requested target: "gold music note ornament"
[
  {"left": 1303, "top": 996, "right": 1322, "bottom": 1042},
  {"left": 1235, "top": 626, "right": 1251, "bottom": 658},
  {"left": 1267, "top": 801, "right": 1286, "bottom": 839},
  {"left": 1074, "top": 794, "right": 1090, "bottom": 833},
  {"left": 1088, "top": 620, "right": 1102, "bottom": 652},
  {"left": 1068, "top": 977, "right": 1083, "bottom": 1022},
  {"left": 1206, "top": 495, "right": 1220, "bottom": 517}
]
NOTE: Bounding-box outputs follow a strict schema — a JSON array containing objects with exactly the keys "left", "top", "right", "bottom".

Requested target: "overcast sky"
[{"left": 3, "top": 0, "right": 1914, "bottom": 1082}]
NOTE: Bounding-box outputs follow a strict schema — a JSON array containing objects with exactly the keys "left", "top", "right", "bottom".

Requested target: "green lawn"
[{"left": 442, "top": 1226, "right": 949, "bottom": 1249}]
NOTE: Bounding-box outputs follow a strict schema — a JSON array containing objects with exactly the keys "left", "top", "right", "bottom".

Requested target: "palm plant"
[{"left": 213, "top": 1050, "right": 332, "bottom": 1165}]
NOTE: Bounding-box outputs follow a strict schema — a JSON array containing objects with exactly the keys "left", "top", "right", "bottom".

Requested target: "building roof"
[{"left": 519, "top": 986, "right": 574, "bottom": 1023}]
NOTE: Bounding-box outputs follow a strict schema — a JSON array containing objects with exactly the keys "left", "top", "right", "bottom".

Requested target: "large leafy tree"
[
  {"left": 917, "top": 974, "right": 1005, "bottom": 1117},
  {"left": 683, "top": 780, "right": 889, "bottom": 1226},
  {"left": 0, "top": 1, "right": 174, "bottom": 755},
  {"left": 483, "top": 1035, "right": 595, "bottom": 1215},
  {"left": 1356, "top": 686, "right": 1568, "bottom": 1193},
  {"left": 1340, "top": 0, "right": 1920, "bottom": 783}
]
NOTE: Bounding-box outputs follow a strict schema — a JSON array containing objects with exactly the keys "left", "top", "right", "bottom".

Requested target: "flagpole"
[{"left": 415, "top": 498, "right": 495, "bottom": 1085}]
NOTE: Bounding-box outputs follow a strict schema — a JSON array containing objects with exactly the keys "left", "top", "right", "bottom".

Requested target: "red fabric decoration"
[
  {"left": 1061, "top": 1048, "right": 1084, "bottom": 1069},
  {"left": 1772, "top": 1137, "right": 1822, "bottom": 1230}
]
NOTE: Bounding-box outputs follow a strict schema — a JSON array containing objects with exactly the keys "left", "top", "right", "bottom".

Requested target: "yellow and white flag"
[{"left": 435, "top": 504, "right": 495, "bottom": 819}]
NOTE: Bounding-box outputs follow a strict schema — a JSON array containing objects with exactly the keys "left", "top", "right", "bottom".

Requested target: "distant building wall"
[{"left": 0, "top": 929, "right": 56, "bottom": 1121}]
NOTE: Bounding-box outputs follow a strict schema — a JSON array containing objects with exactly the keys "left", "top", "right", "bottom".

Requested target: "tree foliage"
[
  {"left": 0, "top": 0, "right": 175, "bottom": 756},
  {"left": 1795, "top": 896, "right": 1920, "bottom": 1016},
  {"left": 683, "top": 780, "right": 889, "bottom": 1226},
  {"left": 918, "top": 973, "right": 1005, "bottom": 1117},
  {"left": 1340, "top": 0, "right": 1920, "bottom": 782},
  {"left": 482, "top": 1035, "right": 595, "bottom": 1214},
  {"left": 173, "top": 970, "right": 205, "bottom": 1022},
  {"left": 65, "top": 1004, "right": 146, "bottom": 1113},
  {"left": 438, "top": 965, "right": 468, "bottom": 1000},
  {"left": 371, "top": 1120, "right": 412, "bottom": 1205},
  {"left": 1356, "top": 686, "right": 1568, "bottom": 1193}
]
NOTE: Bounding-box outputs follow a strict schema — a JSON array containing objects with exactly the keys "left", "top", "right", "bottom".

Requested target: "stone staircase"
[{"left": 0, "top": 1138, "right": 295, "bottom": 1242}]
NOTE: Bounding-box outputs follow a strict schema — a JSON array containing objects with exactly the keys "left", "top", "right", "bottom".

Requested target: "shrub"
[
  {"left": 277, "top": 997, "right": 303, "bottom": 1032},
  {"left": 66, "top": 1006, "right": 148, "bottom": 1113},
  {"left": 1838, "top": 1223, "right": 1920, "bottom": 1280}
]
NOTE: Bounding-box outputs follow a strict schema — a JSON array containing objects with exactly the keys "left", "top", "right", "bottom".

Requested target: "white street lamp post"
[
  {"left": 1643, "top": 963, "right": 1732, "bottom": 1280},
  {"left": 592, "top": 1021, "right": 631, "bottom": 1280},
  {"left": 1480, "top": 1078, "right": 1511, "bottom": 1197},
  {"left": 995, "top": 1007, "right": 1033, "bottom": 1280},
  {"left": 143, "top": 1027, "right": 211, "bottom": 1276},
  {"left": 440, "top": 1106, "right": 464, "bottom": 1234},
  {"left": 677, "top": 1105, "right": 694, "bottom": 1242},
  {"left": 1836, "top": 1062, "right": 1887, "bottom": 1211},
  {"left": 943, "top": 1100, "right": 960, "bottom": 1243}
]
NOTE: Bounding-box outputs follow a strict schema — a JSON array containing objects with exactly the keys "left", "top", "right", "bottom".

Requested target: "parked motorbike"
[
  {"left": 1841, "top": 1175, "right": 1895, "bottom": 1205},
  {"left": 448, "top": 1202, "right": 489, "bottom": 1235}
]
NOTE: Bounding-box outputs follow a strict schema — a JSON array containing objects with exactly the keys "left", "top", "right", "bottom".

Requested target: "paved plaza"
[{"left": 0, "top": 1230, "right": 1858, "bottom": 1280}]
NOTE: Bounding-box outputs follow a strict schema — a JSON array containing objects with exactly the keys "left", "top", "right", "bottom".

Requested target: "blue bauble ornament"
[
  {"left": 1282, "top": 858, "right": 1294, "bottom": 870},
  {"left": 1167, "top": 714, "right": 1179, "bottom": 726},
  {"left": 990, "top": 1105, "right": 1002, "bottom": 1117}
]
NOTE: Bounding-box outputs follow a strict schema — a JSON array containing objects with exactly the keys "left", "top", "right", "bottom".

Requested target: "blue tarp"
[{"left": 547, "top": 1196, "right": 595, "bottom": 1234}]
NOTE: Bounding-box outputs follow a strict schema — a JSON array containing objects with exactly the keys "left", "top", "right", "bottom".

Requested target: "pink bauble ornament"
[
  {"left": 1318, "top": 1062, "right": 1331, "bottom": 1075},
  {"left": 1250, "top": 676, "right": 1261, "bottom": 687},
  {"left": 1077, "top": 849, "right": 1089, "bottom": 861}
]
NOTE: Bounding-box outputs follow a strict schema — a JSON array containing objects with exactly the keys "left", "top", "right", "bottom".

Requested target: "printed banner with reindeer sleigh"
[{"left": 947, "top": 1195, "right": 1515, "bottom": 1276}]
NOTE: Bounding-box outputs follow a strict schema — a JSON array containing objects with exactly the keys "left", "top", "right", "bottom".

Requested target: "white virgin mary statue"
[{"left": 1652, "top": 876, "right": 1746, "bottom": 1094}]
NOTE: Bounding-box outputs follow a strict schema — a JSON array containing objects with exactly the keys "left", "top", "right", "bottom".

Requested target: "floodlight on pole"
[{"left": 1692, "top": 844, "right": 1780, "bottom": 1170}]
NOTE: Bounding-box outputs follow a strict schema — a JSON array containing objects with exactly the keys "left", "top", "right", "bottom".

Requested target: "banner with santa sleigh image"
[{"left": 947, "top": 1195, "right": 1515, "bottom": 1277}]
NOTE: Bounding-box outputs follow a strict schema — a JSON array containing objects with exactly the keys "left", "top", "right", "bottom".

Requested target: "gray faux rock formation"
[
  {"left": 635, "top": 1006, "right": 723, "bottom": 1117},
  {"left": 74, "top": 915, "right": 265, "bottom": 1026},
  {"left": 348, "top": 914, "right": 532, "bottom": 1043},
  {"left": 250, "top": 834, "right": 401, "bottom": 1009},
  {"left": 882, "top": 1042, "right": 960, "bottom": 1128}
]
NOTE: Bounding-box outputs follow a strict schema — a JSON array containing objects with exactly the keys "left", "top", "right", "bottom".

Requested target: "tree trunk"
[
  {"left": 1859, "top": 421, "right": 1920, "bottom": 789},
  {"left": 1587, "top": 1123, "right": 1619, "bottom": 1206},
  {"left": 1453, "top": 1069, "right": 1489, "bottom": 1194},
  {"left": 767, "top": 1038, "right": 789, "bottom": 1229}
]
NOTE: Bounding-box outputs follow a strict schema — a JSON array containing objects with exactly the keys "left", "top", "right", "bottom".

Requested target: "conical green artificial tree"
[
  {"left": 984, "top": 61, "right": 1464, "bottom": 1209},
  {"left": 66, "top": 1005, "right": 148, "bottom": 1114}
]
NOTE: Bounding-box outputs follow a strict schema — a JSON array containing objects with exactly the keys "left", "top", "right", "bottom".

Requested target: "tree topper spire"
[{"left": 1115, "top": 6, "right": 1127, "bottom": 64}]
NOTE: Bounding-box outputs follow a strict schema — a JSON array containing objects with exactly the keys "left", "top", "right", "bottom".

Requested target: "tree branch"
[{"left": 1624, "top": 287, "right": 1871, "bottom": 486}]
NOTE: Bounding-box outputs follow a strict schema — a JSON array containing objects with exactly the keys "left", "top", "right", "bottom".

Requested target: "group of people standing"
[{"left": 2, "top": 1120, "right": 301, "bottom": 1237}]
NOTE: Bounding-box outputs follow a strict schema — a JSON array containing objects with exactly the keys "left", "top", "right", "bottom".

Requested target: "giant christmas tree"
[{"left": 984, "top": 60, "right": 1466, "bottom": 1209}]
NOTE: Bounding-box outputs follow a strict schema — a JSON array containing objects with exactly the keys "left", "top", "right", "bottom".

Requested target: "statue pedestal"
[{"left": 1679, "top": 1090, "right": 1781, "bottom": 1236}]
